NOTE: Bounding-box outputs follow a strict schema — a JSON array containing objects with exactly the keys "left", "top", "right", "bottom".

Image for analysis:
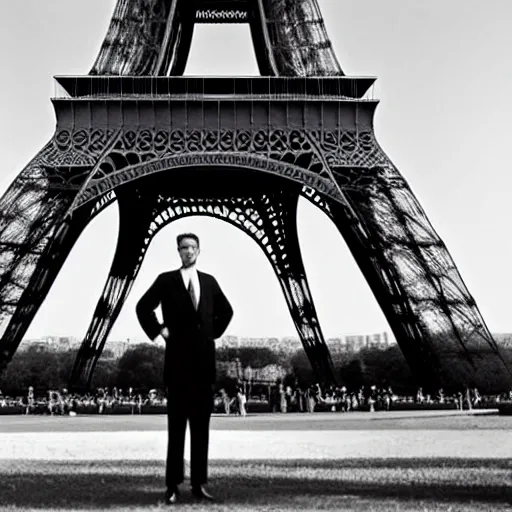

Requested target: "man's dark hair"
[{"left": 177, "top": 233, "right": 200, "bottom": 248}]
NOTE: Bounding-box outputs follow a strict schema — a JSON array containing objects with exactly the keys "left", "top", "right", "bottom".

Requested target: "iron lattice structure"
[{"left": 0, "top": 0, "right": 510, "bottom": 392}]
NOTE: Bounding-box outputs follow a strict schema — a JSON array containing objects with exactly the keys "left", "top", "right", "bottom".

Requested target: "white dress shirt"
[{"left": 180, "top": 265, "right": 201, "bottom": 305}]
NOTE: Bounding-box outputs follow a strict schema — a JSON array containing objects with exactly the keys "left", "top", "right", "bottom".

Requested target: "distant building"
[
  {"left": 18, "top": 336, "right": 80, "bottom": 352},
  {"left": 239, "top": 337, "right": 279, "bottom": 349},
  {"left": 18, "top": 330, "right": 396, "bottom": 358},
  {"left": 219, "top": 335, "right": 300, "bottom": 353},
  {"left": 18, "top": 339, "right": 37, "bottom": 351},
  {"left": 328, "top": 332, "right": 394, "bottom": 353},
  {"left": 104, "top": 340, "right": 131, "bottom": 359},
  {"left": 26, "top": 340, "right": 50, "bottom": 352},
  {"left": 280, "top": 336, "right": 301, "bottom": 353},
  {"left": 366, "top": 332, "right": 389, "bottom": 349},
  {"left": 492, "top": 333, "right": 512, "bottom": 348},
  {"left": 327, "top": 337, "right": 348, "bottom": 354}
]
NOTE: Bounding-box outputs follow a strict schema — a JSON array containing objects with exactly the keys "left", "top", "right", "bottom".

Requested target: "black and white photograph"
[{"left": 0, "top": 1, "right": 511, "bottom": 510}]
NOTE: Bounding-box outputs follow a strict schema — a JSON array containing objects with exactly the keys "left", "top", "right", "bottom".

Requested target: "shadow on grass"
[{"left": 0, "top": 458, "right": 510, "bottom": 509}]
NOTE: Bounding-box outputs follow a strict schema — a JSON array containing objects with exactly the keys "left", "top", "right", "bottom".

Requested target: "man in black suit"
[{"left": 136, "top": 233, "right": 233, "bottom": 505}]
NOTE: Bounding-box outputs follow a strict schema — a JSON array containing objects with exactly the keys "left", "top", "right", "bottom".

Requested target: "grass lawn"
[{"left": 0, "top": 458, "right": 510, "bottom": 511}]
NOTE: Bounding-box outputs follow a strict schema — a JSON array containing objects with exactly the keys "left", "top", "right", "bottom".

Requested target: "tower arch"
[{"left": 70, "top": 172, "right": 336, "bottom": 388}]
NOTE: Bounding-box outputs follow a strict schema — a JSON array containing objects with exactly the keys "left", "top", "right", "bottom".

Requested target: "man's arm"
[
  {"left": 136, "top": 275, "right": 165, "bottom": 341},
  {"left": 211, "top": 277, "right": 233, "bottom": 339}
]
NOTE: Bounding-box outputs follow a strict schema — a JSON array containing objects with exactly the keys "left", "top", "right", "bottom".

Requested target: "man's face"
[{"left": 178, "top": 237, "right": 200, "bottom": 267}]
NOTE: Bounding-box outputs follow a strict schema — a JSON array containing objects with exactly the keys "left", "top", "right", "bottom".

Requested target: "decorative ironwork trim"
[
  {"left": 196, "top": 9, "right": 248, "bottom": 23},
  {"left": 72, "top": 152, "right": 344, "bottom": 211}
]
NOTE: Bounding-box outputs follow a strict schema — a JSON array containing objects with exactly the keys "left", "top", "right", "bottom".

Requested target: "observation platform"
[
  {"left": 51, "top": 76, "right": 378, "bottom": 134},
  {"left": 54, "top": 76, "right": 376, "bottom": 101},
  {"left": 51, "top": 76, "right": 379, "bottom": 137}
]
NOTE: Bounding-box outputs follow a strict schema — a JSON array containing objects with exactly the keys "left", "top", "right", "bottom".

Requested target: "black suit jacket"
[{"left": 136, "top": 269, "right": 233, "bottom": 386}]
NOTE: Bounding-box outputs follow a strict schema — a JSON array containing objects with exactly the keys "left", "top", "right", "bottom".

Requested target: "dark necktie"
[{"left": 188, "top": 279, "right": 198, "bottom": 310}]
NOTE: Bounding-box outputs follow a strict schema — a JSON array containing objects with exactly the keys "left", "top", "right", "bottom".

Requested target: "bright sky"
[{"left": 1, "top": 1, "right": 511, "bottom": 343}]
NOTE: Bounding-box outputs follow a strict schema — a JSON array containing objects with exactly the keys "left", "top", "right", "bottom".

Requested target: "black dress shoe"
[
  {"left": 191, "top": 485, "right": 215, "bottom": 501},
  {"left": 164, "top": 487, "right": 180, "bottom": 505}
]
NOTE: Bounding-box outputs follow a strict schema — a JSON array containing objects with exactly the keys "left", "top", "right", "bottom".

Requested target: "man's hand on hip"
[{"left": 153, "top": 327, "right": 169, "bottom": 347}]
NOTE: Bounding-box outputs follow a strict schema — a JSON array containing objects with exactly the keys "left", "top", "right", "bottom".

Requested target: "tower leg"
[
  {"left": 251, "top": 192, "right": 337, "bottom": 385},
  {"left": 324, "top": 198, "right": 432, "bottom": 383},
  {"left": 319, "top": 167, "right": 512, "bottom": 390},
  {"left": 0, "top": 140, "right": 102, "bottom": 370},
  {"left": 69, "top": 190, "right": 154, "bottom": 390},
  {"left": 0, "top": 124, "right": 118, "bottom": 371},
  {"left": 90, "top": 0, "right": 196, "bottom": 76},
  {"left": 0, "top": 206, "right": 93, "bottom": 371}
]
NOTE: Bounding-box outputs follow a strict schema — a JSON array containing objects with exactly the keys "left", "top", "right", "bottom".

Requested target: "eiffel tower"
[{"left": 0, "top": 0, "right": 510, "bottom": 392}]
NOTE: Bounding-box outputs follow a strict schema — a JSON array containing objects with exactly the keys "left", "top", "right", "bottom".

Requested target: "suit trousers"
[{"left": 165, "top": 381, "right": 213, "bottom": 488}]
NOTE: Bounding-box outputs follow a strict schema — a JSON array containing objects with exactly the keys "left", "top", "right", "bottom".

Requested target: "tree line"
[{"left": 0, "top": 343, "right": 511, "bottom": 396}]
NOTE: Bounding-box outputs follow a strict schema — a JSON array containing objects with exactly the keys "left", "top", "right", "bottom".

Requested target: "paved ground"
[
  {"left": 0, "top": 409, "right": 510, "bottom": 461},
  {"left": 0, "top": 408, "right": 507, "bottom": 432}
]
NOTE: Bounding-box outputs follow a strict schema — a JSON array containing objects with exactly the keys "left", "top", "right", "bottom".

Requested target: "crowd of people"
[
  {"left": 266, "top": 381, "right": 504, "bottom": 413},
  {"left": 0, "top": 386, "right": 167, "bottom": 416},
  {"left": 1, "top": 381, "right": 510, "bottom": 417}
]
